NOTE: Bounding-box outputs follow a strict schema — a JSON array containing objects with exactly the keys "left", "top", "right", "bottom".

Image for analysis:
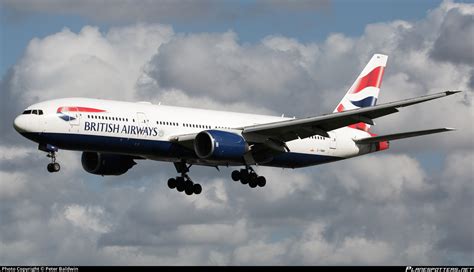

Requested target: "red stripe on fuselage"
[
  {"left": 351, "top": 66, "right": 384, "bottom": 94},
  {"left": 57, "top": 106, "right": 106, "bottom": 113}
]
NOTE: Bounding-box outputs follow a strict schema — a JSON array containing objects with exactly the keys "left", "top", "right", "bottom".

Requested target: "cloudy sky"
[{"left": 0, "top": 0, "right": 473, "bottom": 265}]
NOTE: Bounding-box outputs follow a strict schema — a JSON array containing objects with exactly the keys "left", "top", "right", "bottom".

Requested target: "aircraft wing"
[
  {"left": 169, "top": 133, "right": 197, "bottom": 149},
  {"left": 241, "top": 91, "right": 460, "bottom": 143},
  {"left": 353, "top": 128, "right": 455, "bottom": 144}
]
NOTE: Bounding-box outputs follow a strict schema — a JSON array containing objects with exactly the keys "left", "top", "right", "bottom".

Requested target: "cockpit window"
[{"left": 22, "top": 109, "right": 43, "bottom": 115}]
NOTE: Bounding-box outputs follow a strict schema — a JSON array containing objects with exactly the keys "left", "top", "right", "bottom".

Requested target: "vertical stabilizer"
[{"left": 334, "top": 54, "right": 388, "bottom": 132}]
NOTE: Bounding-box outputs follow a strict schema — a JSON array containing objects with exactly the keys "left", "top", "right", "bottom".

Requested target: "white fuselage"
[{"left": 13, "top": 97, "right": 375, "bottom": 168}]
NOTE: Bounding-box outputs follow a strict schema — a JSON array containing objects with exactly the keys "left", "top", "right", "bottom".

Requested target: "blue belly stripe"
[{"left": 20, "top": 132, "right": 341, "bottom": 168}]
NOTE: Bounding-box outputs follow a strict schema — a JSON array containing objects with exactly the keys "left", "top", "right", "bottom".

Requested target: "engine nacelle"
[
  {"left": 81, "top": 152, "right": 136, "bottom": 176},
  {"left": 194, "top": 130, "right": 249, "bottom": 160}
]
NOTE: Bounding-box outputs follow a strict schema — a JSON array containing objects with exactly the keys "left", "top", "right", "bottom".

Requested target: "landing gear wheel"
[
  {"left": 176, "top": 177, "right": 185, "bottom": 192},
  {"left": 47, "top": 163, "right": 60, "bottom": 172},
  {"left": 184, "top": 180, "right": 194, "bottom": 195},
  {"left": 193, "top": 184, "right": 202, "bottom": 194},
  {"left": 248, "top": 172, "right": 258, "bottom": 188},
  {"left": 232, "top": 166, "right": 267, "bottom": 189},
  {"left": 168, "top": 178, "right": 177, "bottom": 189},
  {"left": 231, "top": 170, "right": 241, "bottom": 181},
  {"left": 249, "top": 172, "right": 257, "bottom": 180},
  {"left": 185, "top": 186, "right": 194, "bottom": 195},
  {"left": 257, "top": 176, "right": 266, "bottom": 187},
  {"left": 240, "top": 169, "right": 249, "bottom": 184},
  {"left": 171, "top": 162, "right": 204, "bottom": 196},
  {"left": 184, "top": 180, "right": 193, "bottom": 190}
]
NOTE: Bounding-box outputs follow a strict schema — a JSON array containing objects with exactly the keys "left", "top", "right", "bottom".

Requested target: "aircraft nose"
[{"left": 13, "top": 115, "right": 29, "bottom": 133}]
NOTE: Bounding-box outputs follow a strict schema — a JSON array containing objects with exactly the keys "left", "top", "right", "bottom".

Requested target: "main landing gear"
[
  {"left": 46, "top": 151, "right": 60, "bottom": 173},
  {"left": 167, "top": 162, "right": 202, "bottom": 195},
  {"left": 231, "top": 167, "right": 266, "bottom": 188}
]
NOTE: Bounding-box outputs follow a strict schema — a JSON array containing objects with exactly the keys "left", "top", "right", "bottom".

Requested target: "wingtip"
[
  {"left": 444, "top": 127, "right": 457, "bottom": 131},
  {"left": 446, "top": 90, "right": 462, "bottom": 95}
]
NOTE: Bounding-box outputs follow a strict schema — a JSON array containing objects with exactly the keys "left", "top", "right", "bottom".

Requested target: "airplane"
[{"left": 13, "top": 54, "right": 460, "bottom": 196}]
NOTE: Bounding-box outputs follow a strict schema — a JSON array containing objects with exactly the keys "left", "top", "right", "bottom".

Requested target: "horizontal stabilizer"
[{"left": 354, "top": 128, "right": 455, "bottom": 144}]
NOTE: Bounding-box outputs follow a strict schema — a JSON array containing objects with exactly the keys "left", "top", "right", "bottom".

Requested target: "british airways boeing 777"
[{"left": 13, "top": 54, "right": 460, "bottom": 195}]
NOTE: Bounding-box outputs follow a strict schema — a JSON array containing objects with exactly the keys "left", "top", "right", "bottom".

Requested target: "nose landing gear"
[
  {"left": 46, "top": 151, "right": 60, "bottom": 173},
  {"left": 39, "top": 144, "right": 60, "bottom": 173},
  {"left": 231, "top": 167, "right": 266, "bottom": 188}
]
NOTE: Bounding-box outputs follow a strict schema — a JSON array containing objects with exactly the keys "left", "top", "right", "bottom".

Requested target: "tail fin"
[{"left": 334, "top": 54, "right": 388, "bottom": 132}]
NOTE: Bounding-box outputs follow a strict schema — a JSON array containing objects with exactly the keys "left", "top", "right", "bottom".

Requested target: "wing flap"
[{"left": 354, "top": 128, "right": 455, "bottom": 144}]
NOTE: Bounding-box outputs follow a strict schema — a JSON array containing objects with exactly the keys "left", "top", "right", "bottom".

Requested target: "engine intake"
[
  {"left": 194, "top": 130, "right": 248, "bottom": 160},
  {"left": 81, "top": 152, "right": 136, "bottom": 176}
]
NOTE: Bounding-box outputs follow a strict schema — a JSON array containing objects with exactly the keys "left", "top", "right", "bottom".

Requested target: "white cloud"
[
  {"left": 63, "top": 204, "right": 110, "bottom": 233},
  {"left": 440, "top": 151, "right": 474, "bottom": 196},
  {"left": 175, "top": 220, "right": 248, "bottom": 245},
  {"left": 329, "top": 154, "right": 428, "bottom": 202},
  {"left": 0, "top": 172, "right": 27, "bottom": 199},
  {"left": 11, "top": 24, "right": 173, "bottom": 105},
  {"left": 251, "top": 168, "right": 314, "bottom": 202},
  {"left": 292, "top": 223, "right": 393, "bottom": 265},
  {"left": 233, "top": 239, "right": 288, "bottom": 265}
]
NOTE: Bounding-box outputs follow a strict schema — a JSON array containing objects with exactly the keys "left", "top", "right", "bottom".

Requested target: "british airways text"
[{"left": 84, "top": 121, "right": 159, "bottom": 136}]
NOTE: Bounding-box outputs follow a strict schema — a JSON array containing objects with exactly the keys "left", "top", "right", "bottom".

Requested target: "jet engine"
[
  {"left": 194, "top": 130, "right": 249, "bottom": 160},
  {"left": 81, "top": 152, "right": 136, "bottom": 176}
]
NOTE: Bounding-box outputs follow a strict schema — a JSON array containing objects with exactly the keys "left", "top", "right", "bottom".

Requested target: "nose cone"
[{"left": 13, "top": 115, "right": 30, "bottom": 133}]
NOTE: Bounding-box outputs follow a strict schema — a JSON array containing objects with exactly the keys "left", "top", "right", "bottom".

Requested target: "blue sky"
[{"left": 1, "top": 0, "right": 443, "bottom": 78}]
